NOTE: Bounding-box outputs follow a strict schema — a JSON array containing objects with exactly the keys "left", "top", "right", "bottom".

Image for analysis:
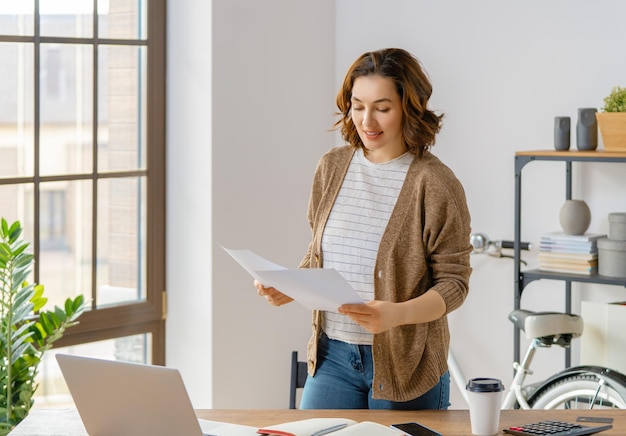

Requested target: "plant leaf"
[
  {"left": 10, "top": 242, "right": 30, "bottom": 258},
  {"left": 7, "top": 220, "right": 22, "bottom": 243}
]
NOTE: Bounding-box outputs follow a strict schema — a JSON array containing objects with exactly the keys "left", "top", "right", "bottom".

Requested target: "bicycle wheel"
[{"left": 528, "top": 366, "right": 626, "bottom": 409}]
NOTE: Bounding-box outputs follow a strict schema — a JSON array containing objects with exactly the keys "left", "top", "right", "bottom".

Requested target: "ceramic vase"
[
  {"left": 559, "top": 199, "right": 591, "bottom": 235},
  {"left": 554, "top": 116, "right": 571, "bottom": 151},
  {"left": 576, "top": 108, "right": 598, "bottom": 151}
]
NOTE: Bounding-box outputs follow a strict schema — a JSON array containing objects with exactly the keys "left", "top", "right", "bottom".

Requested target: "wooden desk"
[
  {"left": 197, "top": 409, "right": 622, "bottom": 434},
  {"left": 10, "top": 408, "right": 624, "bottom": 435}
]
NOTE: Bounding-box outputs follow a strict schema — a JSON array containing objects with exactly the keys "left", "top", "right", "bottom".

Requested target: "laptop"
[{"left": 56, "top": 354, "right": 211, "bottom": 436}]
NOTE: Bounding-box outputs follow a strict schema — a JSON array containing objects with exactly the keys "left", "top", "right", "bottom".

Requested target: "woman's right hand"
[{"left": 254, "top": 279, "right": 294, "bottom": 307}]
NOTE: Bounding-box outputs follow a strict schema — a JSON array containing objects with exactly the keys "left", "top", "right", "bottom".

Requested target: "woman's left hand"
[
  {"left": 338, "top": 300, "right": 398, "bottom": 334},
  {"left": 339, "top": 290, "right": 446, "bottom": 333}
]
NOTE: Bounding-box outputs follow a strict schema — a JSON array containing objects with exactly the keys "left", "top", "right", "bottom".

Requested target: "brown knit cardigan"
[{"left": 298, "top": 145, "right": 473, "bottom": 401}]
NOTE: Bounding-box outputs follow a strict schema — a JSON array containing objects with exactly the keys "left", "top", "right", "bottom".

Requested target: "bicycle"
[{"left": 448, "top": 234, "right": 626, "bottom": 410}]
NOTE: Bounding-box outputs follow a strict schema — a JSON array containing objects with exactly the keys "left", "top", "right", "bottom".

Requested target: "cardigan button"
[{"left": 377, "top": 270, "right": 383, "bottom": 279}]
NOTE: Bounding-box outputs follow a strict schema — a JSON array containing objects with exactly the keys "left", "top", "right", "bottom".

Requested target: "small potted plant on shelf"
[
  {"left": 596, "top": 85, "right": 626, "bottom": 151},
  {"left": 0, "top": 218, "right": 86, "bottom": 435}
]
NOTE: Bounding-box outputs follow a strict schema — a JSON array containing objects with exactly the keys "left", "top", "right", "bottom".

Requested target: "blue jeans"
[{"left": 299, "top": 333, "right": 450, "bottom": 410}]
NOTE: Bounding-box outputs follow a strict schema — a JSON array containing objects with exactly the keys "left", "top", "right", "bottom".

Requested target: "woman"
[{"left": 257, "top": 48, "right": 472, "bottom": 409}]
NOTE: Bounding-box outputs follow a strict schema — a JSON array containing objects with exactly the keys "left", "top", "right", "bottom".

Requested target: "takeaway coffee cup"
[{"left": 466, "top": 378, "right": 504, "bottom": 436}]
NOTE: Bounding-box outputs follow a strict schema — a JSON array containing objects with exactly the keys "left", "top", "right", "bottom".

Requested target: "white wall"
[
  {"left": 166, "top": 0, "right": 214, "bottom": 408},
  {"left": 210, "top": 0, "right": 336, "bottom": 408},
  {"left": 168, "top": 0, "right": 626, "bottom": 409}
]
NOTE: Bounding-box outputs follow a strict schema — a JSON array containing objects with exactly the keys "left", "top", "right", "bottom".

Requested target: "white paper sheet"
[
  {"left": 223, "top": 247, "right": 364, "bottom": 311},
  {"left": 222, "top": 247, "right": 287, "bottom": 282},
  {"left": 199, "top": 418, "right": 258, "bottom": 435}
]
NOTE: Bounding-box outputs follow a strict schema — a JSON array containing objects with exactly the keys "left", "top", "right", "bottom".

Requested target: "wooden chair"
[{"left": 289, "top": 350, "right": 308, "bottom": 409}]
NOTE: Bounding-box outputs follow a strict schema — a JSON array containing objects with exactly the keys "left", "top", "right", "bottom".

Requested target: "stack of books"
[{"left": 538, "top": 232, "right": 606, "bottom": 275}]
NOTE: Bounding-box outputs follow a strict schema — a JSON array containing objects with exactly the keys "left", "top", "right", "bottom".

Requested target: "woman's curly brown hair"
[{"left": 334, "top": 48, "right": 444, "bottom": 157}]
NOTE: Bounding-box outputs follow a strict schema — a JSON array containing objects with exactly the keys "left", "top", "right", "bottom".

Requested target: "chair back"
[{"left": 289, "top": 350, "right": 308, "bottom": 409}]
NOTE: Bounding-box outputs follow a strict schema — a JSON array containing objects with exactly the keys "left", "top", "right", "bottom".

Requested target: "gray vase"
[
  {"left": 559, "top": 199, "right": 591, "bottom": 235},
  {"left": 576, "top": 108, "right": 598, "bottom": 151},
  {"left": 554, "top": 116, "right": 571, "bottom": 151}
]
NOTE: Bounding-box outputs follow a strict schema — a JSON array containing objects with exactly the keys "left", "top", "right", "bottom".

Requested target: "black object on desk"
[{"left": 503, "top": 419, "right": 612, "bottom": 436}]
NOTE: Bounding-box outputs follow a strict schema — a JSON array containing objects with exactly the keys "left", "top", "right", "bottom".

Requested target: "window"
[{"left": 0, "top": 0, "right": 166, "bottom": 403}]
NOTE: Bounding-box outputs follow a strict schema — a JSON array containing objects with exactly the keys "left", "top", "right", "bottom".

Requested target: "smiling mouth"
[{"left": 363, "top": 130, "right": 382, "bottom": 139}]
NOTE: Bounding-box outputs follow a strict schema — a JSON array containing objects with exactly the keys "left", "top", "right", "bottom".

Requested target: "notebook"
[{"left": 56, "top": 354, "right": 213, "bottom": 436}]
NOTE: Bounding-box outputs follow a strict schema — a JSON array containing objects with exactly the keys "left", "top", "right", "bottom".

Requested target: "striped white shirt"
[{"left": 321, "top": 148, "right": 413, "bottom": 345}]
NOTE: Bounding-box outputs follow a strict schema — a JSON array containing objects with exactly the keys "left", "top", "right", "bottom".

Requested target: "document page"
[
  {"left": 222, "top": 247, "right": 287, "bottom": 282},
  {"left": 257, "top": 418, "right": 404, "bottom": 436},
  {"left": 199, "top": 419, "right": 258, "bottom": 436},
  {"left": 223, "top": 247, "right": 364, "bottom": 311}
]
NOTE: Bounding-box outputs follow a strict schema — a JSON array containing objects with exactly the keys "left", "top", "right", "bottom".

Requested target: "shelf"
[
  {"left": 516, "top": 150, "right": 626, "bottom": 159},
  {"left": 515, "top": 150, "right": 626, "bottom": 172},
  {"left": 512, "top": 149, "right": 626, "bottom": 368},
  {"left": 520, "top": 269, "right": 626, "bottom": 290}
]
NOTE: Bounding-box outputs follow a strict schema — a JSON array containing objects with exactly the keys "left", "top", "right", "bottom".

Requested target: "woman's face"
[{"left": 351, "top": 74, "right": 405, "bottom": 163}]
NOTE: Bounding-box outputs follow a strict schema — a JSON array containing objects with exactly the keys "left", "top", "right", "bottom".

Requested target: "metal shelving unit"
[{"left": 513, "top": 150, "right": 626, "bottom": 367}]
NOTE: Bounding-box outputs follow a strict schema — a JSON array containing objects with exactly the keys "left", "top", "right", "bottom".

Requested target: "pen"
[{"left": 310, "top": 423, "right": 348, "bottom": 436}]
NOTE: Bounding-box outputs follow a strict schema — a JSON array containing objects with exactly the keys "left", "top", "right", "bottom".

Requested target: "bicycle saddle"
[{"left": 508, "top": 309, "right": 583, "bottom": 341}]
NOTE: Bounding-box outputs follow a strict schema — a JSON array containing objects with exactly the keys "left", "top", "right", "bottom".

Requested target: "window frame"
[{"left": 0, "top": 0, "right": 166, "bottom": 364}]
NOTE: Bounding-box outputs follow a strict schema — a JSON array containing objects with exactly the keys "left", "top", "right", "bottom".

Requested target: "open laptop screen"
[{"left": 56, "top": 354, "right": 206, "bottom": 436}]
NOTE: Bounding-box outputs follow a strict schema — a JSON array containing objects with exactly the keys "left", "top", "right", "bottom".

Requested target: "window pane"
[
  {"left": 40, "top": 43, "right": 93, "bottom": 176},
  {"left": 99, "top": 0, "right": 147, "bottom": 40},
  {"left": 40, "top": 0, "right": 93, "bottom": 39},
  {"left": 0, "top": 42, "right": 34, "bottom": 177},
  {"left": 97, "top": 177, "right": 146, "bottom": 307},
  {"left": 0, "top": 183, "right": 35, "bottom": 246},
  {"left": 98, "top": 45, "right": 147, "bottom": 172},
  {"left": 34, "top": 334, "right": 153, "bottom": 408},
  {"left": 0, "top": 1, "right": 34, "bottom": 36},
  {"left": 38, "top": 180, "right": 92, "bottom": 309}
]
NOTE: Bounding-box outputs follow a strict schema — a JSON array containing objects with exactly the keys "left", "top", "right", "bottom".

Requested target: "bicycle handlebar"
[
  {"left": 470, "top": 233, "right": 532, "bottom": 253},
  {"left": 498, "top": 240, "right": 532, "bottom": 251}
]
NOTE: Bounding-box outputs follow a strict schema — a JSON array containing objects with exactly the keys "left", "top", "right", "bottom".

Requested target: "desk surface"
[
  {"left": 9, "top": 408, "right": 624, "bottom": 435},
  {"left": 198, "top": 409, "right": 623, "bottom": 434}
]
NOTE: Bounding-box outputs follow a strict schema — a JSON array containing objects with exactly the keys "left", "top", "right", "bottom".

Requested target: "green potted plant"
[
  {"left": 0, "top": 218, "right": 86, "bottom": 435},
  {"left": 596, "top": 85, "right": 626, "bottom": 151}
]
